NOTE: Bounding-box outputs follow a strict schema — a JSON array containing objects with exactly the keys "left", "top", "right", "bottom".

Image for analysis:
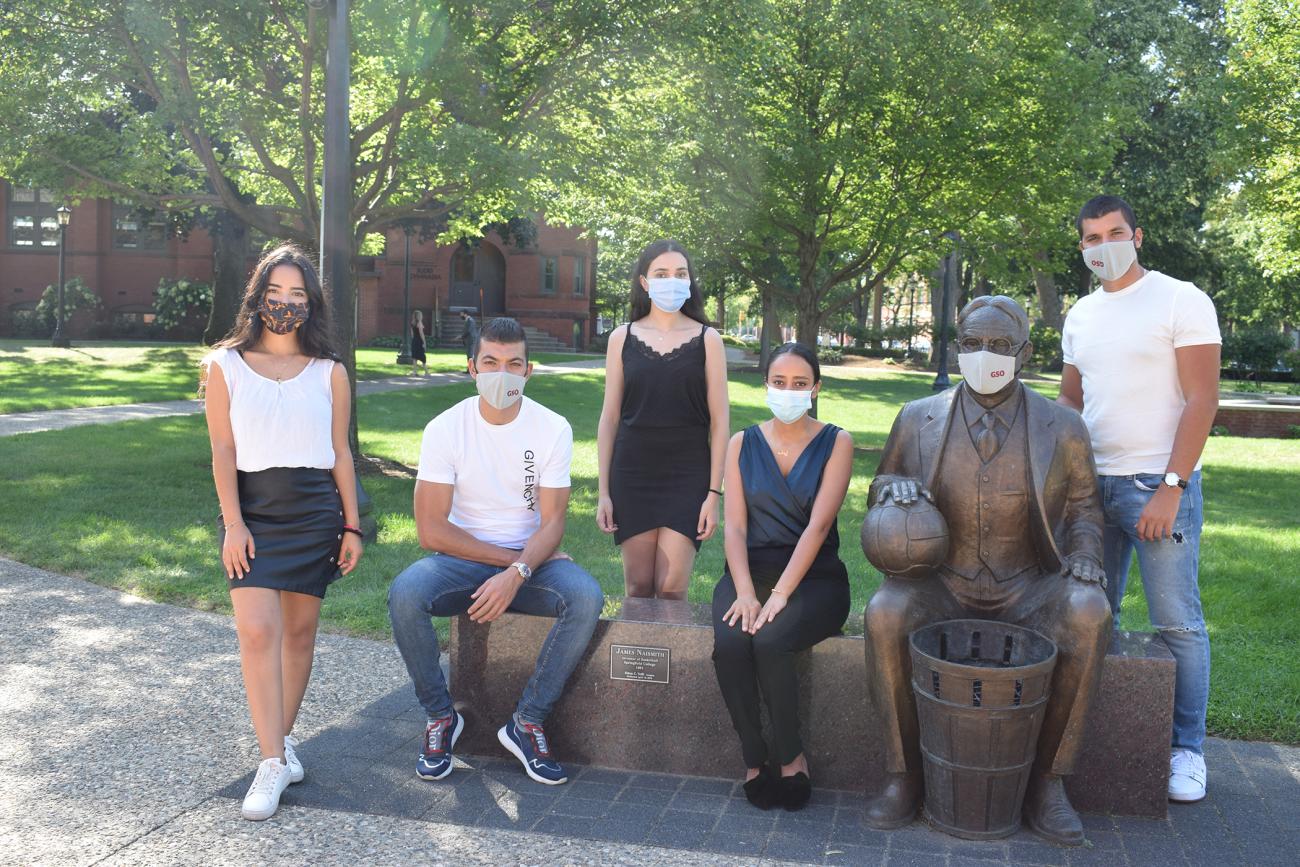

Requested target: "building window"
[
  {"left": 541, "top": 257, "right": 557, "bottom": 295},
  {"left": 113, "top": 201, "right": 169, "bottom": 250},
  {"left": 453, "top": 246, "right": 475, "bottom": 282},
  {"left": 573, "top": 256, "right": 586, "bottom": 296},
  {"left": 8, "top": 186, "right": 59, "bottom": 248}
]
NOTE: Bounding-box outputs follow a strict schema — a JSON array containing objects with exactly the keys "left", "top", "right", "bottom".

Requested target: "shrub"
[
  {"left": 817, "top": 347, "right": 844, "bottom": 366},
  {"left": 720, "top": 333, "right": 748, "bottom": 348},
  {"left": 1223, "top": 327, "right": 1290, "bottom": 379},
  {"left": 1029, "top": 323, "right": 1063, "bottom": 372},
  {"left": 35, "top": 277, "right": 100, "bottom": 333},
  {"left": 153, "top": 278, "right": 212, "bottom": 333},
  {"left": 367, "top": 335, "right": 403, "bottom": 349},
  {"left": 1288, "top": 425, "right": 1300, "bottom": 440},
  {"left": 1210, "top": 425, "right": 1231, "bottom": 437}
]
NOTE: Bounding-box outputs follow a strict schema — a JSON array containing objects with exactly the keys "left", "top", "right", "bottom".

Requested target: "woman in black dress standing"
[
  {"left": 202, "top": 244, "right": 363, "bottom": 821},
  {"left": 409, "top": 309, "right": 428, "bottom": 375},
  {"left": 596, "top": 240, "right": 729, "bottom": 599},
  {"left": 712, "top": 343, "right": 853, "bottom": 811}
]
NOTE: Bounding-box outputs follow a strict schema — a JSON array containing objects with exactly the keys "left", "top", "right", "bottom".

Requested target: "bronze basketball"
[{"left": 861, "top": 496, "right": 950, "bottom": 579}]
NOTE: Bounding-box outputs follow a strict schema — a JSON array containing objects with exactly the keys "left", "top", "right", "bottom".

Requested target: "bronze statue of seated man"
[{"left": 862, "top": 295, "right": 1111, "bottom": 845}]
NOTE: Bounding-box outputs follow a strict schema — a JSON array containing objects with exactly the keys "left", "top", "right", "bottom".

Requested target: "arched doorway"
[{"left": 450, "top": 242, "right": 506, "bottom": 316}]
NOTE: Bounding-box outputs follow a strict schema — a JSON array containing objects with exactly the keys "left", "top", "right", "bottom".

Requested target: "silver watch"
[
  {"left": 1162, "top": 472, "right": 1188, "bottom": 490},
  {"left": 511, "top": 561, "right": 532, "bottom": 580}
]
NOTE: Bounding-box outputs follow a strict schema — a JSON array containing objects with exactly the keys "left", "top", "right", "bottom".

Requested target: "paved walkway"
[
  {"left": 1, "top": 558, "right": 1296, "bottom": 866},
  {"left": 0, "top": 359, "right": 606, "bottom": 438}
]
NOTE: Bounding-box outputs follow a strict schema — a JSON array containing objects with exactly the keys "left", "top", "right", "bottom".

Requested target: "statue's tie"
[{"left": 976, "top": 412, "right": 999, "bottom": 463}]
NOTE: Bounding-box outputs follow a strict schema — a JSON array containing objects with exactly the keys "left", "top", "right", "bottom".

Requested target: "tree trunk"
[
  {"left": 1032, "top": 251, "right": 1063, "bottom": 331},
  {"left": 871, "top": 281, "right": 884, "bottom": 349},
  {"left": 759, "top": 288, "right": 775, "bottom": 372},
  {"left": 795, "top": 299, "right": 820, "bottom": 350},
  {"left": 202, "top": 209, "right": 251, "bottom": 344},
  {"left": 715, "top": 280, "right": 726, "bottom": 329},
  {"left": 974, "top": 274, "right": 991, "bottom": 298}
]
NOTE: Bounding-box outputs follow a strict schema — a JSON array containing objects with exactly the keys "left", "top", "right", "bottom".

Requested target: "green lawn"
[
  {"left": 0, "top": 340, "right": 589, "bottom": 413},
  {"left": 0, "top": 366, "right": 1295, "bottom": 742}
]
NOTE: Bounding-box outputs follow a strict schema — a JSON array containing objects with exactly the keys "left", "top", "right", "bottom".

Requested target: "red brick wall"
[{"left": 1213, "top": 404, "right": 1300, "bottom": 438}]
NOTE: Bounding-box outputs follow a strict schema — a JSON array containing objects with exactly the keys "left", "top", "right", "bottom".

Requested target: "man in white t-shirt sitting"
[
  {"left": 1058, "top": 195, "right": 1221, "bottom": 804},
  {"left": 388, "top": 317, "right": 603, "bottom": 786}
]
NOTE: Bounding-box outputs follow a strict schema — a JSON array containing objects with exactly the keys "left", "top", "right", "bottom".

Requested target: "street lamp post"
[
  {"left": 51, "top": 205, "right": 72, "bottom": 348},
  {"left": 396, "top": 223, "right": 413, "bottom": 365},
  {"left": 932, "top": 230, "right": 960, "bottom": 391}
]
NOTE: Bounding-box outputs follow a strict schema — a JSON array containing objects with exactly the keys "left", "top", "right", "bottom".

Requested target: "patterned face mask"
[{"left": 257, "top": 297, "right": 310, "bottom": 334}]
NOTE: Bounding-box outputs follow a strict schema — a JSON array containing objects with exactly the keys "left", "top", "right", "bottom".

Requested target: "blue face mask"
[{"left": 646, "top": 277, "right": 691, "bottom": 313}]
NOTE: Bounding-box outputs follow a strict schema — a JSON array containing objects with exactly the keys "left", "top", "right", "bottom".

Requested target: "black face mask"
[{"left": 257, "top": 298, "right": 310, "bottom": 334}]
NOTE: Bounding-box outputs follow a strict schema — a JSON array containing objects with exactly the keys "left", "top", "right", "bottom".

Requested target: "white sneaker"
[
  {"left": 283, "top": 735, "right": 304, "bottom": 784},
  {"left": 1169, "top": 749, "right": 1207, "bottom": 802},
  {"left": 241, "top": 757, "right": 291, "bottom": 821}
]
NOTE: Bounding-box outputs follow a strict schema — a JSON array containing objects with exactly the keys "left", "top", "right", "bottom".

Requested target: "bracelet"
[
  {"left": 709, "top": 488, "right": 723, "bottom": 497},
  {"left": 342, "top": 524, "right": 363, "bottom": 537},
  {"left": 769, "top": 588, "right": 787, "bottom": 596},
  {"left": 223, "top": 519, "right": 243, "bottom": 530}
]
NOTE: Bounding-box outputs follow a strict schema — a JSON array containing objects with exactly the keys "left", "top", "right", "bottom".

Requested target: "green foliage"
[
  {"left": 817, "top": 347, "right": 843, "bottom": 366},
  {"left": 847, "top": 322, "right": 924, "bottom": 349},
  {"left": 367, "top": 335, "right": 404, "bottom": 349},
  {"left": 1210, "top": 425, "right": 1231, "bottom": 436},
  {"left": 34, "top": 277, "right": 100, "bottom": 331},
  {"left": 1287, "top": 425, "right": 1300, "bottom": 439},
  {"left": 152, "top": 279, "right": 212, "bottom": 332},
  {"left": 1223, "top": 326, "right": 1290, "bottom": 378},
  {"left": 720, "top": 333, "right": 748, "bottom": 348},
  {"left": 1029, "top": 323, "right": 1063, "bottom": 371}
]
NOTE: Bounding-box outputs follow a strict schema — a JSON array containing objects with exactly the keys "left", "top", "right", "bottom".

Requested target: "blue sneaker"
[
  {"left": 498, "top": 717, "right": 568, "bottom": 785},
  {"left": 415, "top": 709, "right": 463, "bottom": 781}
]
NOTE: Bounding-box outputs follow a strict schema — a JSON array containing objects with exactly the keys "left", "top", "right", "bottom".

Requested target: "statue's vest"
[{"left": 934, "top": 398, "right": 1039, "bottom": 610}]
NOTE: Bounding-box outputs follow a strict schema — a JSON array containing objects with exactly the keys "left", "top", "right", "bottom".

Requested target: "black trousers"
[{"left": 711, "top": 548, "right": 850, "bottom": 768}]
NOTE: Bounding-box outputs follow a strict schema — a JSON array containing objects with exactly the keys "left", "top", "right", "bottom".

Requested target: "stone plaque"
[{"left": 610, "top": 644, "right": 670, "bottom": 684}]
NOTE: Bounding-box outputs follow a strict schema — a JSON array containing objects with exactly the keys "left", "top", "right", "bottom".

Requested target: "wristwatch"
[
  {"left": 510, "top": 561, "right": 532, "bottom": 580},
  {"left": 1162, "top": 472, "right": 1188, "bottom": 490}
]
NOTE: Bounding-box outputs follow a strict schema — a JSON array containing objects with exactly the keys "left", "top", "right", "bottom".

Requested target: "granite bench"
[{"left": 450, "top": 597, "right": 1175, "bottom": 818}]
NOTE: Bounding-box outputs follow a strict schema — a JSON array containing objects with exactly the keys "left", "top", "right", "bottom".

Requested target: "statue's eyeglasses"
[{"left": 958, "top": 337, "right": 1024, "bottom": 356}]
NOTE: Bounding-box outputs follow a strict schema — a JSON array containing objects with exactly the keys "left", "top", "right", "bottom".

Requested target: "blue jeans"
[
  {"left": 387, "top": 554, "right": 604, "bottom": 725},
  {"left": 1099, "top": 470, "right": 1209, "bottom": 754}
]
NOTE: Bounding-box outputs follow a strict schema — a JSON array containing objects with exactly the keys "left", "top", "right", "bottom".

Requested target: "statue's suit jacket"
[{"left": 869, "top": 382, "right": 1104, "bottom": 573}]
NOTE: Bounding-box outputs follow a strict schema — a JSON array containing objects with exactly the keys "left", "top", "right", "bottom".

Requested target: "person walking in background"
[
  {"left": 201, "top": 244, "right": 364, "bottom": 821},
  {"left": 409, "top": 310, "right": 428, "bottom": 375},
  {"left": 1059, "top": 194, "right": 1221, "bottom": 803},
  {"left": 388, "top": 317, "right": 603, "bottom": 786},
  {"left": 711, "top": 343, "right": 853, "bottom": 812},
  {"left": 460, "top": 309, "right": 480, "bottom": 363},
  {"left": 596, "top": 239, "right": 730, "bottom": 600}
]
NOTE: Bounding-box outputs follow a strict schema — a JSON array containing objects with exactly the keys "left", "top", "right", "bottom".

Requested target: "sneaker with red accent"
[
  {"left": 416, "top": 709, "right": 464, "bottom": 781},
  {"left": 498, "top": 717, "right": 567, "bottom": 785}
]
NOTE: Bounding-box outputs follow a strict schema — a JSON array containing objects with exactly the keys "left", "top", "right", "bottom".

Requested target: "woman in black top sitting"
[{"left": 712, "top": 342, "right": 854, "bottom": 811}]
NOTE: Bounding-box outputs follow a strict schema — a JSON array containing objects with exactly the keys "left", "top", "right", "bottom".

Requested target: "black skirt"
[
  {"left": 610, "top": 422, "right": 709, "bottom": 550},
  {"left": 219, "top": 467, "right": 344, "bottom": 598}
]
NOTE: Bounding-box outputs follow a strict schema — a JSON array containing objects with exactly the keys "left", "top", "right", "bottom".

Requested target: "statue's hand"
[
  {"left": 1065, "top": 554, "right": 1105, "bottom": 588},
  {"left": 878, "top": 477, "right": 933, "bottom": 507}
]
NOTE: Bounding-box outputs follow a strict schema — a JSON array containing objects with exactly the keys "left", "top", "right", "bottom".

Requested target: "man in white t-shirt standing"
[
  {"left": 1058, "top": 195, "right": 1221, "bottom": 804},
  {"left": 388, "top": 317, "right": 603, "bottom": 786}
]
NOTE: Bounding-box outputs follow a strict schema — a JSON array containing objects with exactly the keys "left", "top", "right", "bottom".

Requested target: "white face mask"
[
  {"left": 474, "top": 369, "right": 526, "bottom": 410},
  {"left": 646, "top": 277, "right": 691, "bottom": 313},
  {"left": 1081, "top": 239, "right": 1137, "bottom": 282},
  {"left": 766, "top": 386, "right": 813, "bottom": 424},
  {"left": 958, "top": 350, "right": 1017, "bottom": 395}
]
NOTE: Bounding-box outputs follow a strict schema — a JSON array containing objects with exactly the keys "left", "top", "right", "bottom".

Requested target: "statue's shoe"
[
  {"left": 1024, "top": 774, "right": 1085, "bottom": 846},
  {"left": 864, "top": 772, "right": 922, "bottom": 830}
]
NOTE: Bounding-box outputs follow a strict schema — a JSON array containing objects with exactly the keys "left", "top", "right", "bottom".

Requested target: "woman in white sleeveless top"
[{"left": 201, "top": 244, "right": 363, "bottom": 821}]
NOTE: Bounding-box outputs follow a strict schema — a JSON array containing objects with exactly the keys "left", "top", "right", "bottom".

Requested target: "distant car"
[{"left": 740, "top": 334, "right": 758, "bottom": 344}]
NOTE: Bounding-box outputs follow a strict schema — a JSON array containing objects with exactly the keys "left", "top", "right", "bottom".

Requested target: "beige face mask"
[{"left": 1081, "top": 240, "right": 1137, "bottom": 282}]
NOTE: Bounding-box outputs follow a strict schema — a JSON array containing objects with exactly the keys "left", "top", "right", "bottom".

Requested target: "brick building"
[{"left": 1, "top": 180, "right": 596, "bottom": 348}]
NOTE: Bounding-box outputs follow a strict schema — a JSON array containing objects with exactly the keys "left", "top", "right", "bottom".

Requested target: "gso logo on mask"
[{"left": 991, "top": 369, "right": 1006, "bottom": 379}]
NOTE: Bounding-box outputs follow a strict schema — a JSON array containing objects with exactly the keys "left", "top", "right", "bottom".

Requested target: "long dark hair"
[
  {"left": 215, "top": 243, "right": 338, "bottom": 360},
  {"left": 628, "top": 239, "right": 710, "bottom": 326}
]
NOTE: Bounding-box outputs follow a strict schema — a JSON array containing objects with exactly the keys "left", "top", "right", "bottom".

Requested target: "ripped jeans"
[{"left": 1099, "top": 471, "right": 1209, "bottom": 754}]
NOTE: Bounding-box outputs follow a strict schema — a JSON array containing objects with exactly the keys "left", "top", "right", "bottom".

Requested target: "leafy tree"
[{"left": 1224, "top": 0, "right": 1300, "bottom": 278}]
